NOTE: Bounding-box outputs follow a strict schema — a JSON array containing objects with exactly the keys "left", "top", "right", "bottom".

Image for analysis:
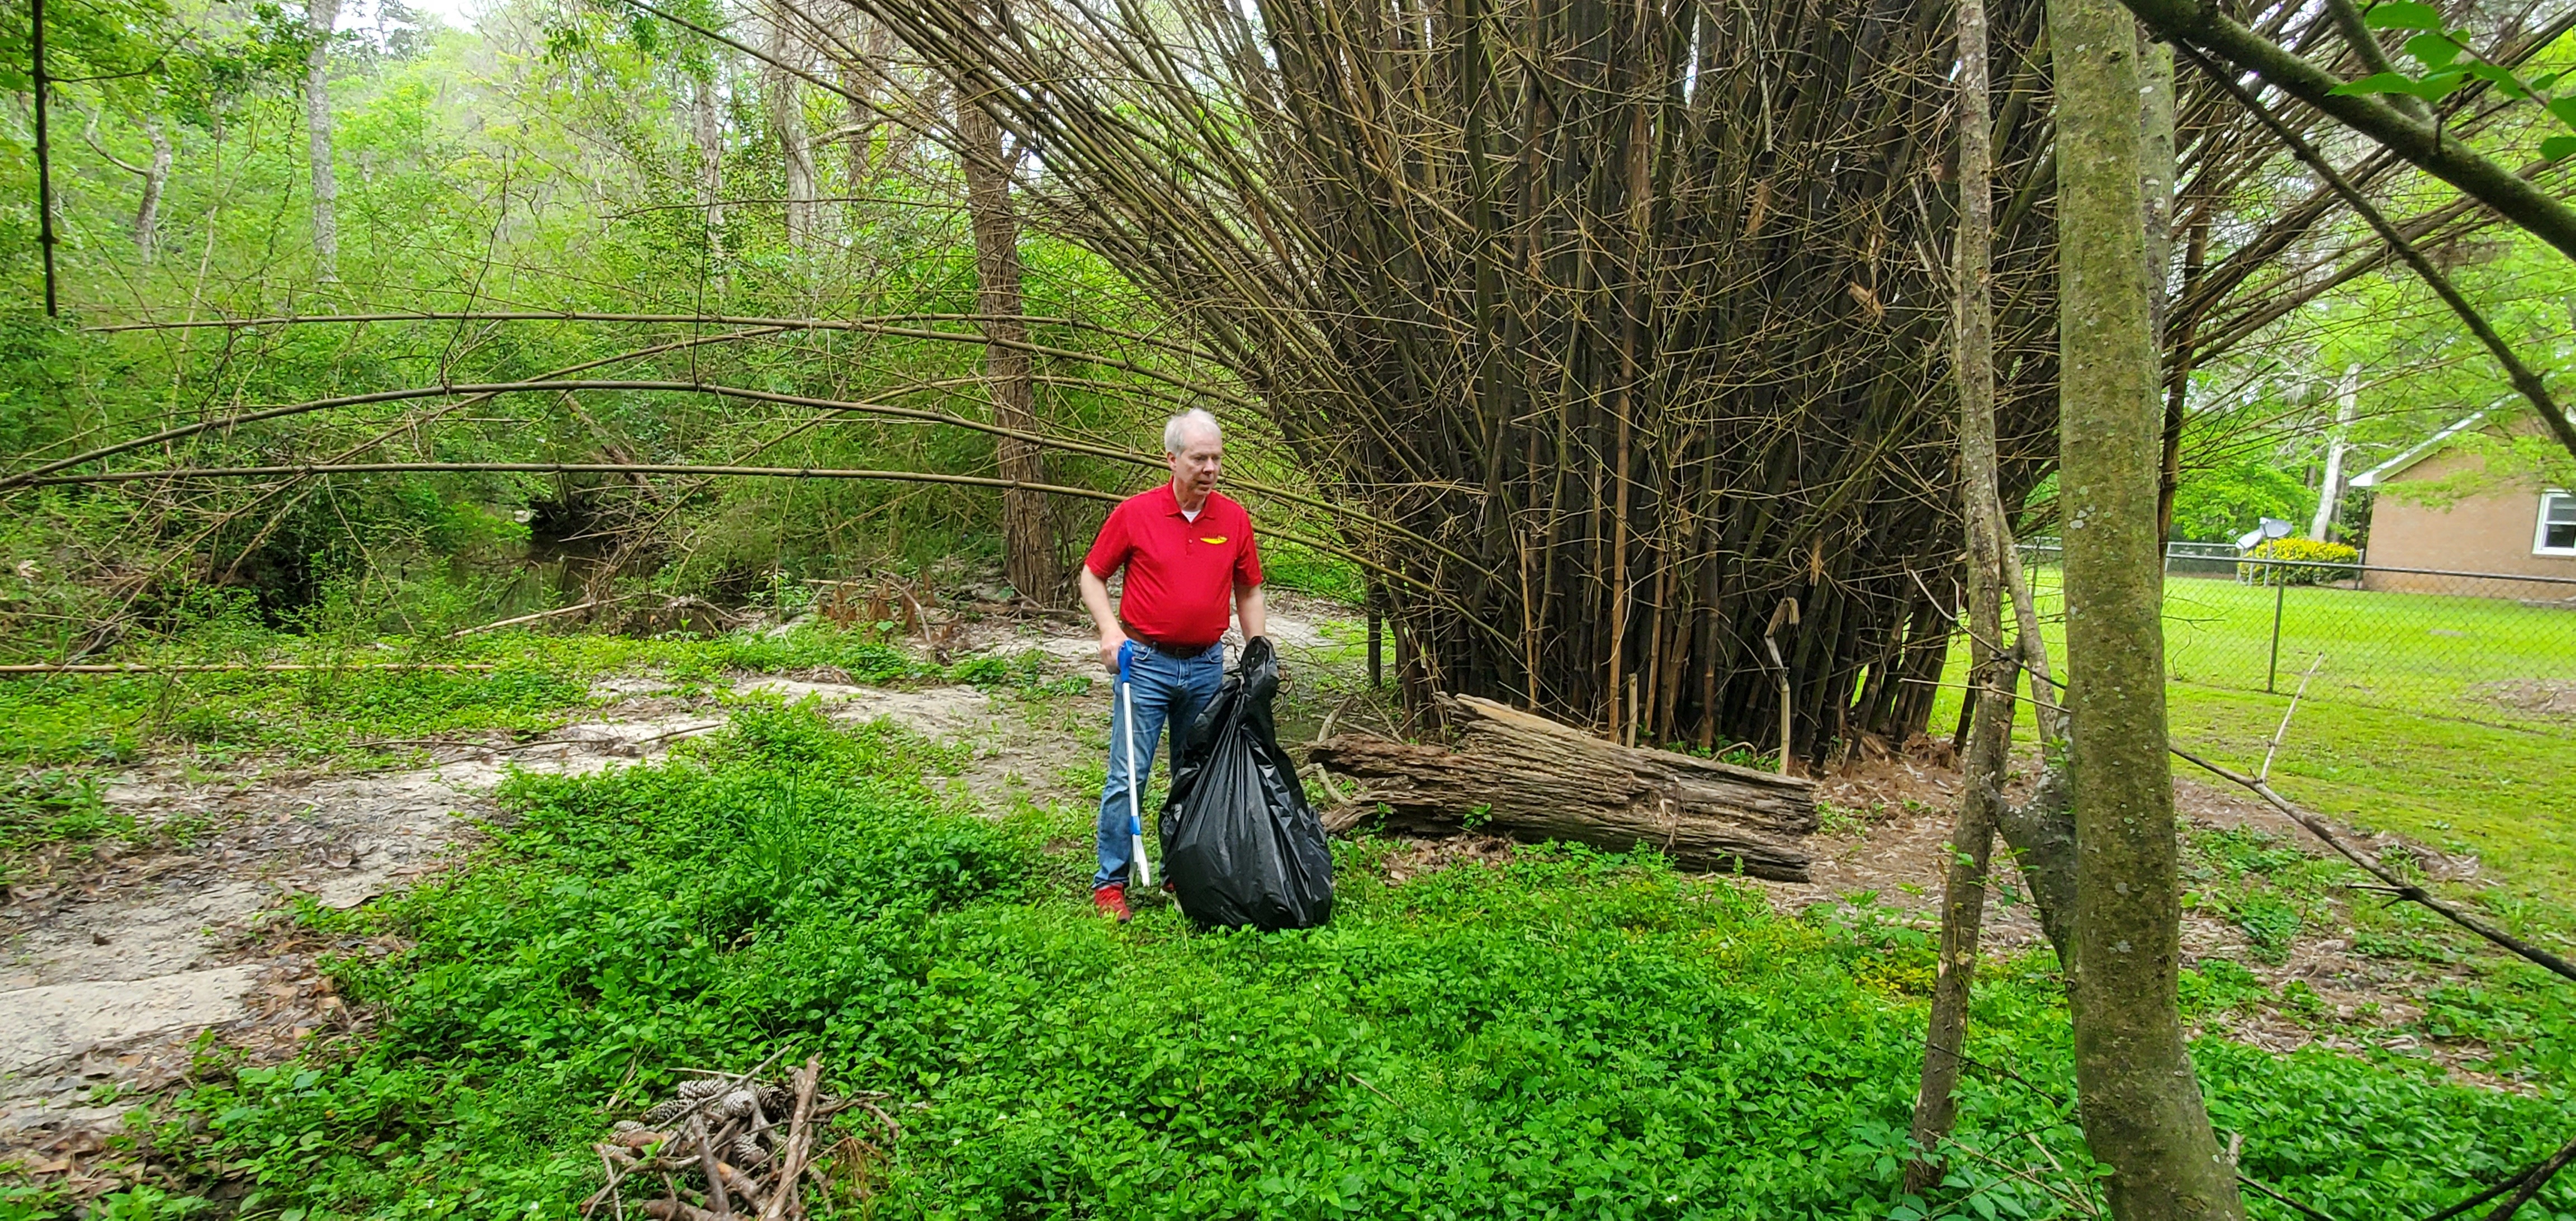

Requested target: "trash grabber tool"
[{"left": 1118, "top": 641, "right": 1152, "bottom": 889}]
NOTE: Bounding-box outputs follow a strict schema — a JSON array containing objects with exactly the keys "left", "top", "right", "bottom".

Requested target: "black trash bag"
[{"left": 1157, "top": 636, "right": 1334, "bottom": 930}]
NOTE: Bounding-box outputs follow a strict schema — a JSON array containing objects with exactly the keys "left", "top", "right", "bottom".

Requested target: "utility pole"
[{"left": 33, "top": 0, "right": 59, "bottom": 315}]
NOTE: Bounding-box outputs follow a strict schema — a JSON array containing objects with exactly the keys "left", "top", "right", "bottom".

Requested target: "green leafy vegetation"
[
  {"left": 0, "top": 768, "right": 127, "bottom": 882},
  {"left": 0, "top": 617, "right": 1062, "bottom": 769},
  {"left": 126, "top": 705, "right": 2573, "bottom": 1219},
  {"left": 2328, "top": 1, "right": 2576, "bottom": 162},
  {"left": 2168, "top": 456, "right": 2315, "bottom": 545}
]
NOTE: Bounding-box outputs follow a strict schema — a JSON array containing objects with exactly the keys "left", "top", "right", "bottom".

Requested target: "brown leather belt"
[{"left": 1124, "top": 628, "right": 1219, "bottom": 660}]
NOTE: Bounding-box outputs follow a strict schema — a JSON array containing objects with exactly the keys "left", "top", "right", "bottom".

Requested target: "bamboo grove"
[{"left": 828, "top": 0, "right": 2559, "bottom": 759}]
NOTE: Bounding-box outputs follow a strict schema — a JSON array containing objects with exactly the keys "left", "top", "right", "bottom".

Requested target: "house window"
[{"left": 2541, "top": 491, "right": 2576, "bottom": 555}]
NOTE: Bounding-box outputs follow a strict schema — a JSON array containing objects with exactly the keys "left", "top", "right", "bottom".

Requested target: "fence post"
[{"left": 2266, "top": 562, "right": 2285, "bottom": 694}]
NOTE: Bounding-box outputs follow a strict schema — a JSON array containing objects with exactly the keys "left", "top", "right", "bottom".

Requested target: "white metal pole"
[{"left": 1122, "top": 665, "right": 1151, "bottom": 888}]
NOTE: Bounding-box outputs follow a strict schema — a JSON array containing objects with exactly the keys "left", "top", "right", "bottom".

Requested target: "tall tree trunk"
[
  {"left": 839, "top": 12, "right": 891, "bottom": 229},
  {"left": 2309, "top": 364, "right": 2359, "bottom": 541},
  {"left": 1908, "top": 0, "right": 2008, "bottom": 1187},
  {"left": 32, "top": 0, "right": 58, "bottom": 315},
  {"left": 136, "top": 118, "right": 171, "bottom": 263},
  {"left": 694, "top": 70, "right": 726, "bottom": 233},
  {"left": 959, "top": 96, "right": 1059, "bottom": 603},
  {"left": 2051, "top": 0, "right": 2246, "bottom": 1214},
  {"left": 304, "top": 0, "right": 339, "bottom": 280},
  {"left": 763, "top": 0, "right": 819, "bottom": 247}
]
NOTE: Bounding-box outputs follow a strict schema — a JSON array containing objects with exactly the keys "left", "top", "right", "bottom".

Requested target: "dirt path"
[
  {"left": 0, "top": 594, "right": 1358, "bottom": 1179},
  {"left": 0, "top": 690, "right": 1008, "bottom": 1174}
]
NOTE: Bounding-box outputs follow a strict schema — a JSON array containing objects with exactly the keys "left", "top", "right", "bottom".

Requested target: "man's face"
[{"left": 1167, "top": 428, "right": 1221, "bottom": 498}]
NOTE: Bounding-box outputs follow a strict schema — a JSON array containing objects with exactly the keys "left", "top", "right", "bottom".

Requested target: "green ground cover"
[
  {"left": 0, "top": 624, "right": 1074, "bottom": 769},
  {"left": 4, "top": 574, "right": 2564, "bottom": 1219},
  {"left": 0, "top": 620, "right": 1080, "bottom": 889},
  {"left": 104, "top": 706, "right": 2575, "bottom": 1219}
]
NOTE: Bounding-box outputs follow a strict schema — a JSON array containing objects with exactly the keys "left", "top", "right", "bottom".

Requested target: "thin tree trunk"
[
  {"left": 2051, "top": 0, "right": 2246, "bottom": 1213},
  {"left": 959, "top": 96, "right": 1058, "bottom": 603},
  {"left": 304, "top": 0, "right": 339, "bottom": 279},
  {"left": 2309, "top": 363, "right": 2359, "bottom": 541},
  {"left": 763, "top": 0, "right": 818, "bottom": 247},
  {"left": 695, "top": 70, "right": 726, "bottom": 233},
  {"left": 2155, "top": 221, "right": 2209, "bottom": 542},
  {"left": 1907, "top": 0, "right": 2006, "bottom": 1187},
  {"left": 839, "top": 13, "right": 890, "bottom": 227},
  {"left": 32, "top": 0, "right": 58, "bottom": 315},
  {"left": 1993, "top": 536, "right": 2078, "bottom": 968},
  {"left": 136, "top": 118, "right": 171, "bottom": 263}
]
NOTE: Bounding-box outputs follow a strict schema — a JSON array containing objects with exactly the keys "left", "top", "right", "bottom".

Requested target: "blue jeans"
[{"left": 1096, "top": 642, "right": 1225, "bottom": 888}]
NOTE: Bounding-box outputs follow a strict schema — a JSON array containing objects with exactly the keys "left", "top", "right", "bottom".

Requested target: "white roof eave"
[{"left": 2348, "top": 409, "right": 2487, "bottom": 489}]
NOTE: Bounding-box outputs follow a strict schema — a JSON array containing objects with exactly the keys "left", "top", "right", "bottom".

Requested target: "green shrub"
[{"left": 2239, "top": 537, "right": 2361, "bottom": 586}]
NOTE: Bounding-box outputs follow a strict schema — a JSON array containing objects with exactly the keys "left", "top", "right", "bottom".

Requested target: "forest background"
[{"left": 7, "top": 0, "right": 2573, "bottom": 638}]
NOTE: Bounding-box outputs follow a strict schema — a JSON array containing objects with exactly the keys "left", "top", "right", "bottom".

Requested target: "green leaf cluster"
[{"left": 2327, "top": 4, "right": 2576, "bottom": 161}]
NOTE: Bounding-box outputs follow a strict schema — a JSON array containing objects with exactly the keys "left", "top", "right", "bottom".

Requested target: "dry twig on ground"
[{"left": 581, "top": 1056, "right": 893, "bottom": 1221}]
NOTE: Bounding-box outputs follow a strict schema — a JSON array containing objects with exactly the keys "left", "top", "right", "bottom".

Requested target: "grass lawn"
[
  {"left": 2165, "top": 686, "right": 2576, "bottom": 902},
  {"left": 1931, "top": 571, "right": 2576, "bottom": 914},
  {"left": 1988, "top": 564, "right": 2576, "bottom": 725},
  {"left": 2157, "top": 575, "right": 2576, "bottom": 725}
]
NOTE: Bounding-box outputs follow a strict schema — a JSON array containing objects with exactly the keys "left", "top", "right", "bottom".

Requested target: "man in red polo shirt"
[{"left": 1078, "top": 409, "right": 1267, "bottom": 922}]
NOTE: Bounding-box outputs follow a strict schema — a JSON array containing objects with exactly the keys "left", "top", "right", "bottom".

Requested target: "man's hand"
[{"left": 1097, "top": 631, "right": 1130, "bottom": 675}]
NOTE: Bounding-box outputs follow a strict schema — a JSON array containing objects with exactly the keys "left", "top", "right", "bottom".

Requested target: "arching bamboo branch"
[{"left": 34, "top": 460, "right": 1449, "bottom": 599}]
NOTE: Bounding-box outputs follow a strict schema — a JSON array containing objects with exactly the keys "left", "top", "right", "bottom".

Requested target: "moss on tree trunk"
[{"left": 2049, "top": 0, "right": 2246, "bottom": 1213}]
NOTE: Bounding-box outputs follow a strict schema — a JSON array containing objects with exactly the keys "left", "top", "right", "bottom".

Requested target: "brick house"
[{"left": 2348, "top": 411, "right": 2576, "bottom": 599}]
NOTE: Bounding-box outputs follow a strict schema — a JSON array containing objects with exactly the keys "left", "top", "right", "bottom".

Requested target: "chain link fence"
[{"left": 2012, "top": 541, "right": 2576, "bottom": 727}]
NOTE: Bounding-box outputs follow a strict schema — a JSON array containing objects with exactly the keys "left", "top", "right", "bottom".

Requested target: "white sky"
[
  {"left": 410, "top": 0, "right": 480, "bottom": 29},
  {"left": 345, "top": 0, "right": 482, "bottom": 35}
]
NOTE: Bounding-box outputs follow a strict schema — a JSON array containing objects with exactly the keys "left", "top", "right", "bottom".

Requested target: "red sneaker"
[{"left": 1093, "top": 883, "right": 1133, "bottom": 924}]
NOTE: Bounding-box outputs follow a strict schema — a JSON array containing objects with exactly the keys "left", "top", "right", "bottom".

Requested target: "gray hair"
[{"left": 1163, "top": 409, "right": 1221, "bottom": 455}]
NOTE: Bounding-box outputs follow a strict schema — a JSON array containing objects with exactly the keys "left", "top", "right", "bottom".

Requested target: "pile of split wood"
[
  {"left": 1309, "top": 695, "right": 1819, "bottom": 881},
  {"left": 584, "top": 1056, "right": 896, "bottom": 1220}
]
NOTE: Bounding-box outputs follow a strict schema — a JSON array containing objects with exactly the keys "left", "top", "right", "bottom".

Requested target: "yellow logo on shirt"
[{"left": 1200, "top": 536, "right": 1227, "bottom": 545}]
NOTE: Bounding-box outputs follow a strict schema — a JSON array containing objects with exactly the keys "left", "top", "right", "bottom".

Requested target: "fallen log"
[{"left": 1308, "top": 696, "right": 1818, "bottom": 881}]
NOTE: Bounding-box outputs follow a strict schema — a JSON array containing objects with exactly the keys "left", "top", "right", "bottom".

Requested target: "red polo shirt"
[{"left": 1085, "top": 484, "right": 1262, "bottom": 647}]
